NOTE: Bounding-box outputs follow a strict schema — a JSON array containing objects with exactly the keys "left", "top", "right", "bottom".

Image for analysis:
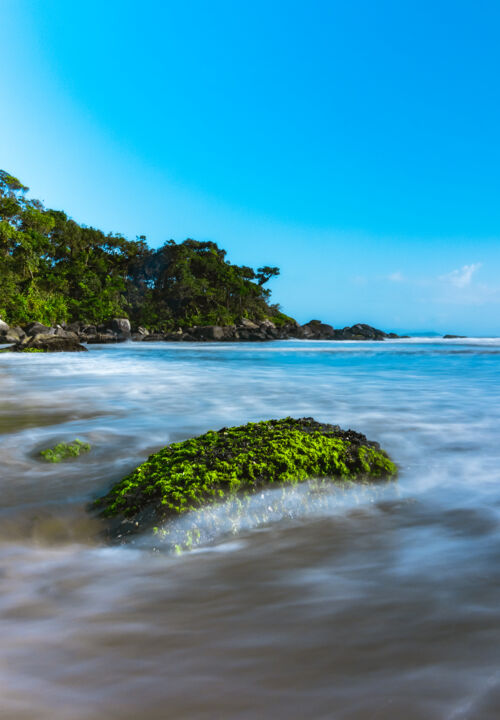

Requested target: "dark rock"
[
  {"left": 142, "top": 333, "right": 167, "bottom": 341},
  {"left": 95, "top": 417, "right": 397, "bottom": 540},
  {"left": 1, "top": 327, "right": 25, "bottom": 343},
  {"left": 23, "top": 322, "right": 54, "bottom": 337},
  {"left": 8, "top": 336, "right": 87, "bottom": 352},
  {"left": 303, "top": 321, "right": 336, "bottom": 339},
  {"left": 189, "top": 325, "right": 226, "bottom": 341},
  {"left": 66, "top": 321, "right": 83, "bottom": 333},
  {"left": 80, "top": 325, "right": 97, "bottom": 336},
  {"left": 53, "top": 326, "right": 79, "bottom": 339},
  {"left": 333, "top": 324, "right": 388, "bottom": 341},
  {"left": 443, "top": 334, "right": 467, "bottom": 339},
  {"left": 239, "top": 318, "right": 260, "bottom": 330},
  {"left": 84, "top": 333, "right": 125, "bottom": 344},
  {"left": 107, "top": 318, "right": 131, "bottom": 336}
]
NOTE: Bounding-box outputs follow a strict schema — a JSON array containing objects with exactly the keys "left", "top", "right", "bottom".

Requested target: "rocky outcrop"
[
  {"left": 138, "top": 319, "right": 290, "bottom": 342},
  {"left": 107, "top": 318, "right": 131, "bottom": 337},
  {"left": 0, "top": 324, "right": 26, "bottom": 344},
  {"left": 333, "top": 323, "right": 391, "bottom": 340},
  {"left": 287, "top": 321, "right": 399, "bottom": 341},
  {"left": 0, "top": 317, "right": 402, "bottom": 347},
  {"left": 6, "top": 335, "right": 87, "bottom": 352},
  {"left": 68, "top": 319, "right": 131, "bottom": 344},
  {"left": 0, "top": 319, "right": 87, "bottom": 352},
  {"left": 94, "top": 417, "right": 397, "bottom": 539}
]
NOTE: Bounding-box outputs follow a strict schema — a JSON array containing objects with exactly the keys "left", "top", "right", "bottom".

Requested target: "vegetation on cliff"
[
  {"left": 0, "top": 170, "right": 286, "bottom": 330},
  {"left": 95, "top": 417, "right": 397, "bottom": 525}
]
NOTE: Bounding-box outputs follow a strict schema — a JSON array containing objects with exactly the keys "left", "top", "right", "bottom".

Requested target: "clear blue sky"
[{"left": 1, "top": 0, "right": 500, "bottom": 334}]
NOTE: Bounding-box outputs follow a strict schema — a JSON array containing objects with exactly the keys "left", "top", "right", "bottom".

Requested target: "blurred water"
[{"left": 1, "top": 339, "right": 500, "bottom": 719}]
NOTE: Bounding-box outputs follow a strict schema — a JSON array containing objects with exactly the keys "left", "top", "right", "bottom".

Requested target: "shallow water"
[{"left": 1, "top": 339, "right": 500, "bottom": 719}]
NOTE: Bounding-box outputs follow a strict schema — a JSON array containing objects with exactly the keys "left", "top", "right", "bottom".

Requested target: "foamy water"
[{"left": 1, "top": 339, "right": 500, "bottom": 719}]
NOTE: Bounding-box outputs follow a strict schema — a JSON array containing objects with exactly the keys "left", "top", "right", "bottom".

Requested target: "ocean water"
[{"left": 1, "top": 338, "right": 500, "bottom": 719}]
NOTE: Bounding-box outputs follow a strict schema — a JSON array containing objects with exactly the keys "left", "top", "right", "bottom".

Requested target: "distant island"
[{"left": 0, "top": 169, "right": 403, "bottom": 349}]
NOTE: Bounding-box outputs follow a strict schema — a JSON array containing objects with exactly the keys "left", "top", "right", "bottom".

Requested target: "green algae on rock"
[
  {"left": 40, "top": 439, "right": 91, "bottom": 463},
  {"left": 95, "top": 417, "right": 396, "bottom": 525}
]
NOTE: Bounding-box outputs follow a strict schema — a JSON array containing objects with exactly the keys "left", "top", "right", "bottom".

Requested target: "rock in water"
[
  {"left": 107, "top": 318, "right": 131, "bottom": 337},
  {"left": 95, "top": 417, "right": 396, "bottom": 529},
  {"left": 7, "top": 336, "right": 88, "bottom": 352}
]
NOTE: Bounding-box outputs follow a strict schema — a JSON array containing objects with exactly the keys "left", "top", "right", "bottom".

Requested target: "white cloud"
[
  {"left": 439, "top": 263, "right": 481, "bottom": 288},
  {"left": 388, "top": 271, "right": 404, "bottom": 283}
]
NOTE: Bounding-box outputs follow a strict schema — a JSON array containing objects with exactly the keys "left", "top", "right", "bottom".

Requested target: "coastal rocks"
[
  {"left": 137, "top": 319, "right": 288, "bottom": 342},
  {"left": 443, "top": 334, "right": 467, "bottom": 339},
  {"left": 85, "top": 333, "right": 125, "bottom": 344},
  {"left": 24, "top": 322, "right": 54, "bottom": 337},
  {"left": 333, "top": 323, "right": 389, "bottom": 340},
  {"left": 291, "top": 321, "right": 396, "bottom": 341},
  {"left": 131, "top": 326, "right": 150, "bottom": 341},
  {"left": 239, "top": 318, "right": 260, "bottom": 330},
  {"left": 95, "top": 417, "right": 397, "bottom": 534},
  {"left": 293, "top": 320, "right": 336, "bottom": 339},
  {"left": 1, "top": 317, "right": 402, "bottom": 346},
  {"left": 107, "top": 318, "right": 131, "bottom": 337},
  {"left": 0, "top": 326, "right": 26, "bottom": 344},
  {"left": 142, "top": 333, "right": 171, "bottom": 341},
  {"left": 189, "top": 325, "right": 226, "bottom": 341},
  {"left": 7, "top": 335, "right": 88, "bottom": 352},
  {"left": 62, "top": 321, "right": 130, "bottom": 344}
]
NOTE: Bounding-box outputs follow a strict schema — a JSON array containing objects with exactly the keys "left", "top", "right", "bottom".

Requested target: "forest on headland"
[{"left": 0, "top": 170, "right": 291, "bottom": 330}]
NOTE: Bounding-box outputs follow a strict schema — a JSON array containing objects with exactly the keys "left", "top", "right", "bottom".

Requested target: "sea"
[{"left": 1, "top": 338, "right": 500, "bottom": 719}]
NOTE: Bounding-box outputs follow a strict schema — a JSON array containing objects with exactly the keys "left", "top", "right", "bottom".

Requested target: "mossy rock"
[
  {"left": 40, "top": 439, "right": 91, "bottom": 463},
  {"left": 95, "top": 418, "right": 396, "bottom": 528}
]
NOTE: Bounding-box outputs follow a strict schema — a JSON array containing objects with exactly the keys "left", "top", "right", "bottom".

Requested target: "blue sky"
[{"left": 1, "top": 0, "right": 500, "bottom": 334}]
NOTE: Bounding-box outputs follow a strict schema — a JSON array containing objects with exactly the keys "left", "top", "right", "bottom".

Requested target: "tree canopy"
[{"left": 0, "top": 170, "right": 288, "bottom": 329}]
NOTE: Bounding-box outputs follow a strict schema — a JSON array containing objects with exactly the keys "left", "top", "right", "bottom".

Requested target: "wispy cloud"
[
  {"left": 387, "top": 271, "right": 405, "bottom": 283},
  {"left": 439, "top": 263, "right": 482, "bottom": 288}
]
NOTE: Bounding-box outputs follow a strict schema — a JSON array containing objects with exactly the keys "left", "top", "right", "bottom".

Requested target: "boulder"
[
  {"left": 0, "top": 318, "right": 9, "bottom": 333},
  {"left": 334, "top": 324, "right": 388, "bottom": 341},
  {"left": 189, "top": 325, "right": 226, "bottom": 341},
  {"left": 24, "top": 322, "right": 54, "bottom": 337},
  {"left": 80, "top": 325, "right": 98, "bottom": 336},
  {"left": 95, "top": 417, "right": 397, "bottom": 540},
  {"left": 107, "top": 318, "right": 131, "bottom": 336},
  {"left": 85, "top": 332, "right": 125, "bottom": 344},
  {"left": 1, "top": 327, "right": 25, "bottom": 343},
  {"left": 53, "top": 326, "right": 79, "bottom": 340},
  {"left": 142, "top": 333, "right": 168, "bottom": 341},
  {"left": 297, "top": 321, "right": 336, "bottom": 339},
  {"left": 239, "top": 318, "right": 260, "bottom": 330},
  {"left": 67, "top": 321, "right": 83, "bottom": 334}
]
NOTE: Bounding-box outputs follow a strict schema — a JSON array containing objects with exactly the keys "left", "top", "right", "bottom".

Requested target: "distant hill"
[{"left": 0, "top": 170, "right": 291, "bottom": 330}]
